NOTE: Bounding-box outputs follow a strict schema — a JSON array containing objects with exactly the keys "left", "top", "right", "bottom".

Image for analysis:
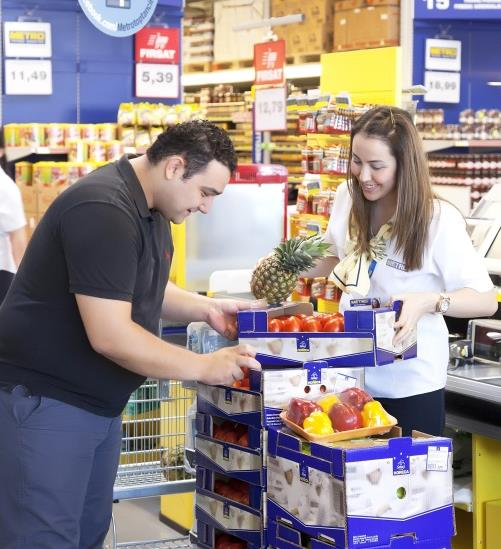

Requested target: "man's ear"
[{"left": 164, "top": 155, "right": 185, "bottom": 181}]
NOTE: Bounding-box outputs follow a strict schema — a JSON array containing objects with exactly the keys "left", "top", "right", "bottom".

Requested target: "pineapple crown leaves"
[{"left": 273, "top": 235, "right": 333, "bottom": 274}]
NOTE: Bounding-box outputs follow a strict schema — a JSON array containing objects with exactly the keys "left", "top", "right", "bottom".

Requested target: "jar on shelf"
[
  {"left": 310, "top": 148, "right": 323, "bottom": 174},
  {"left": 295, "top": 277, "right": 312, "bottom": 298}
]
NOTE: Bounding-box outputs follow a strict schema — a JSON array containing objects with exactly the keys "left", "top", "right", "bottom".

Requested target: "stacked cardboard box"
[
  {"left": 183, "top": 18, "right": 215, "bottom": 69},
  {"left": 272, "top": 0, "right": 334, "bottom": 57},
  {"left": 267, "top": 427, "right": 455, "bottom": 548},
  {"left": 334, "top": 0, "right": 400, "bottom": 52}
]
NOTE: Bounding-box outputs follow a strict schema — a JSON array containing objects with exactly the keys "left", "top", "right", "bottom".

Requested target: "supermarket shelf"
[
  {"left": 6, "top": 146, "right": 147, "bottom": 162},
  {"left": 5, "top": 146, "right": 68, "bottom": 162},
  {"left": 181, "top": 62, "right": 321, "bottom": 88},
  {"left": 423, "top": 139, "right": 501, "bottom": 153}
]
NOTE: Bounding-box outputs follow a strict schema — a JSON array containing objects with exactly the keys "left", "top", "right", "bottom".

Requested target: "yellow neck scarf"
[{"left": 330, "top": 223, "right": 393, "bottom": 296}]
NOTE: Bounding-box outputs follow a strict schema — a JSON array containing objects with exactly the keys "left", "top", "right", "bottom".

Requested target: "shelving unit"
[{"left": 181, "top": 62, "right": 321, "bottom": 89}]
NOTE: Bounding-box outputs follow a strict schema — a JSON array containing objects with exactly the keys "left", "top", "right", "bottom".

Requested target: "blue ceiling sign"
[
  {"left": 415, "top": 0, "right": 501, "bottom": 19},
  {"left": 78, "top": 0, "right": 158, "bottom": 37}
]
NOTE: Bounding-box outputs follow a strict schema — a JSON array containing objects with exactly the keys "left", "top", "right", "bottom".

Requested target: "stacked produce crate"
[
  {"left": 267, "top": 426, "right": 455, "bottom": 549},
  {"left": 191, "top": 322, "right": 267, "bottom": 549},
  {"left": 193, "top": 299, "right": 425, "bottom": 548}
]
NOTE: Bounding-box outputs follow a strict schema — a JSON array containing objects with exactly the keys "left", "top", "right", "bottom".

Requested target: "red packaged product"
[{"left": 286, "top": 397, "right": 321, "bottom": 427}]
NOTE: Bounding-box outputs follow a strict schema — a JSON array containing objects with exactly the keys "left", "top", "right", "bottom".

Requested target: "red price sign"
[
  {"left": 254, "top": 40, "right": 286, "bottom": 86},
  {"left": 135, "top": 27, "right": 179, "bottom": 64}
]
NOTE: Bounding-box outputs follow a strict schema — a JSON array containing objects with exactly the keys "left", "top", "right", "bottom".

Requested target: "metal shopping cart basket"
[{"left": 106, "top": 377, "right": 196, "bottom": 549}]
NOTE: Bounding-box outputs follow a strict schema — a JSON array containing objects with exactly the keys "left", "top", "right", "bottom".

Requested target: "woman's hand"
[{"left": 391, "top": 292, "right": 438, "bottom": 346}]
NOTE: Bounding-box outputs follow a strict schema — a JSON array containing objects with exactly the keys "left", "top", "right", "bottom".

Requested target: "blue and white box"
[
  {"left": 237, "top": 302, "right": 416, "bottom": 368},
  {"left": 267, "top": 428, "right": 455, "bottom": 548}
]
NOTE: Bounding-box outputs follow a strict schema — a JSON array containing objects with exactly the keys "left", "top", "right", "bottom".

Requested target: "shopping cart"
[{"left": 106, "top": 377, "right": 196, "bottom": 549}]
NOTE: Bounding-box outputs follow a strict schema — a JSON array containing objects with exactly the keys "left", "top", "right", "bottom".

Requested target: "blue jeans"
[{"left": 0, "top": 385, "right": 122, "bottom": 549}]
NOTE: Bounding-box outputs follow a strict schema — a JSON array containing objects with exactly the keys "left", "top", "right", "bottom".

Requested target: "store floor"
[{"left": 106, "top": 497, "right": 182, "bottom": 545}]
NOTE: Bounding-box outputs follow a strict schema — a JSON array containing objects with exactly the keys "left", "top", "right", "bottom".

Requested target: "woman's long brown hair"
[{"left": 347, "top": 106, "right": 434, "bottom": 271}]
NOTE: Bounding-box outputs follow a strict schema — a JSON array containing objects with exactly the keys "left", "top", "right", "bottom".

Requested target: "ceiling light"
[{"left": 487, "top": 81, "right": 501, "bottom": 86}]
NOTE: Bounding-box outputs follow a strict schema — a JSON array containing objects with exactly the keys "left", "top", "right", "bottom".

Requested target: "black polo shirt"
[{"left": 0, "top": 156, "right": 173, "bottom": 417}]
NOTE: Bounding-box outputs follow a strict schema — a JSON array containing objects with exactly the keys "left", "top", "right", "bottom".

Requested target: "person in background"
[
  {"left": 0, "top": 130, "right": 27, "bottom": 275},
  {"left": 0, "top": 120, "right": 261, "bottom": 549},
  {"left": 309, "top": 106, "right": 497, "bottom": 437}
]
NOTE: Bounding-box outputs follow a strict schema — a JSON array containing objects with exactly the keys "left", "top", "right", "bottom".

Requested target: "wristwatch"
[{"left": 436, "top": 293, "right": 451, "bottom": 314}]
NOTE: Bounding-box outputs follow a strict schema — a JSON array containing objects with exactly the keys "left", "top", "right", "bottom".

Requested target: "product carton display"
[
  {"left": 195, "top": 482, "right": 267, "bottom": 546},
  {"left": 237, "top": 302, "right": 417, "bottom": 367},
  {"left": 197, "top": 518, "right": 261, "bottom": 549},
  {"left": 195, "top": 412, "right": 266, "bottom": 485},
  {"left": 197, "top": 362, "right": 365, "bottom": 429},
  {"left": 267, "top": 427, "right": 455, "bottom": 548}
]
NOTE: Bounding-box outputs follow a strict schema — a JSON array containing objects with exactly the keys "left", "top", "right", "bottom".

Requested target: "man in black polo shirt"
[{"left": 0, "top": 120, "right": 260, "bottom": 549}]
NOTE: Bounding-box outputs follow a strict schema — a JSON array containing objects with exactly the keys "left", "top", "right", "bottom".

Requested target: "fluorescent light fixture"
[
  {"left": 233, "top": 14, "right": 304, "bottom": 32},
  {"left": 487, "top": 81, "right": 501, "bottom": 86}
]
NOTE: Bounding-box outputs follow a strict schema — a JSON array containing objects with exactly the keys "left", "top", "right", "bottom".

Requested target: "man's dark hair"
[{"left": 146, "top": 119, "right": 237, "bottom": 178}]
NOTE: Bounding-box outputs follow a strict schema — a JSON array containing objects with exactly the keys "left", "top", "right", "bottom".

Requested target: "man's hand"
[
  {"left": 198, "top": 344, "right": 261, "bottom": 385},
  {"left": 206, "top": 298, "right": 266, "bottom": 340}
]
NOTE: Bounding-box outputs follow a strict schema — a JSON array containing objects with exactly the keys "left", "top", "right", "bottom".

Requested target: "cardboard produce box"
[
  {"left": 267, "top": 427, "right": 455, "bottom": 548},
  {"left": 197, "top": 362, "right": 365, "bottom": 428},
  {"left": 334, "top": 2, "right": 399, "bottom": 52},
  {"left": 237, "top": 302, "right": 417, "bottom": 367}
]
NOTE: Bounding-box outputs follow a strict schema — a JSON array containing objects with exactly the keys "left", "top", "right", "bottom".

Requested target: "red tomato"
[
  {"left": 323, "top": 317, "right": 344, "bottom": 332},
  {"left": 237, "top": 432, "right": 249, "bottom": 447},
  {"left": 302, "top": 316, "right": 322, "bottom": 332},
  {"left": 268, "top": 318, "right": 282, "bottom": 332},
  {"left": 281, "top": 315, "right": 302, "bottom": 332}
]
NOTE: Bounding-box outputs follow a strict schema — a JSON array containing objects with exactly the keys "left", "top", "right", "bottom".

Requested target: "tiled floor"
[{"left": 104, "top": 497, "right": 190, "bottom": 547}]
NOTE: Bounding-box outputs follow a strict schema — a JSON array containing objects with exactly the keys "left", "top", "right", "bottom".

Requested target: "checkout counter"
[{"left": 444, "top": 185, "right": 501, "bottom": 549}]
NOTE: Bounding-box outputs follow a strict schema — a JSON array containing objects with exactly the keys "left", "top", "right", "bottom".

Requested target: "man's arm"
[
  {"left": 161, "top": 281, "right": 261, "bottom": 339},
  {"left": 161, "top": 281, "right": 214, "bottom": 324},
  {"left": 75, "top": 294, "right": 260, "bottom": 385},
  {"left": 8, "top": 226, "right": 27, "bottom": 268}
]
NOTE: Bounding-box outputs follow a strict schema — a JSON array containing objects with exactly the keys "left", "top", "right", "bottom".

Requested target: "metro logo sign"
[
  {"left": 254, "top": 40, "right": 285, "bottom": 86},
  {"left": 135, "top": 27, "right": 179, "bottom": 64}
]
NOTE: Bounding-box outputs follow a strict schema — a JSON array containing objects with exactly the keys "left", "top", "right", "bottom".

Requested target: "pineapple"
[{"left": 251, "top": 235, "right": 332, "bottom": 304}]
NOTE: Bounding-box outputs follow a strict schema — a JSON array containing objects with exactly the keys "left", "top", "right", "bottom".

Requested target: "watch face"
[{"left": 440, "top": 297, "right": 450, "bottom": 313}]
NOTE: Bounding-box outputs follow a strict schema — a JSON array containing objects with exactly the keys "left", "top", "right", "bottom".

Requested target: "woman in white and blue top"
[{"left": 311, "top": 106, "right": 497, "bottom": 436}]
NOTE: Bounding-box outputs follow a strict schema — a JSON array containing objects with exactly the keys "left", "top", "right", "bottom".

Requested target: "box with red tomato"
[
  {"left": 268, "top": 518, "right": 452, "bottom": 549},
  {"left": 197, "top": 361, "right": 365, "bottom": 429},
  {"left": 267, "top": 427, "right": 455, "bottom": 549},
  {"left": 197, "top": 520, "right": 259, "bottom": 549},
  {"left": 195, "top": 412, "right": 266, "bottom": 486},
  {"left": 237, "top": 302, "right": 417, "bottom": 367},
  {"left": 195, "top": 466, "right": 267, "bottom": 547}
]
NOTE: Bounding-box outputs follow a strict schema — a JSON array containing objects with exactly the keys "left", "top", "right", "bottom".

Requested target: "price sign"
[
  {"left": 424, "top": 71, "right": 460, "bottom": 103},
  {"left": 135, "top": 62, "right": 179, "bottom": 99},
  {"left": 5, "top": 59, "right": 52, "bottom": 95},
  {"left": 254, "top": 87, "right": 287, "bottom": 132}
]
